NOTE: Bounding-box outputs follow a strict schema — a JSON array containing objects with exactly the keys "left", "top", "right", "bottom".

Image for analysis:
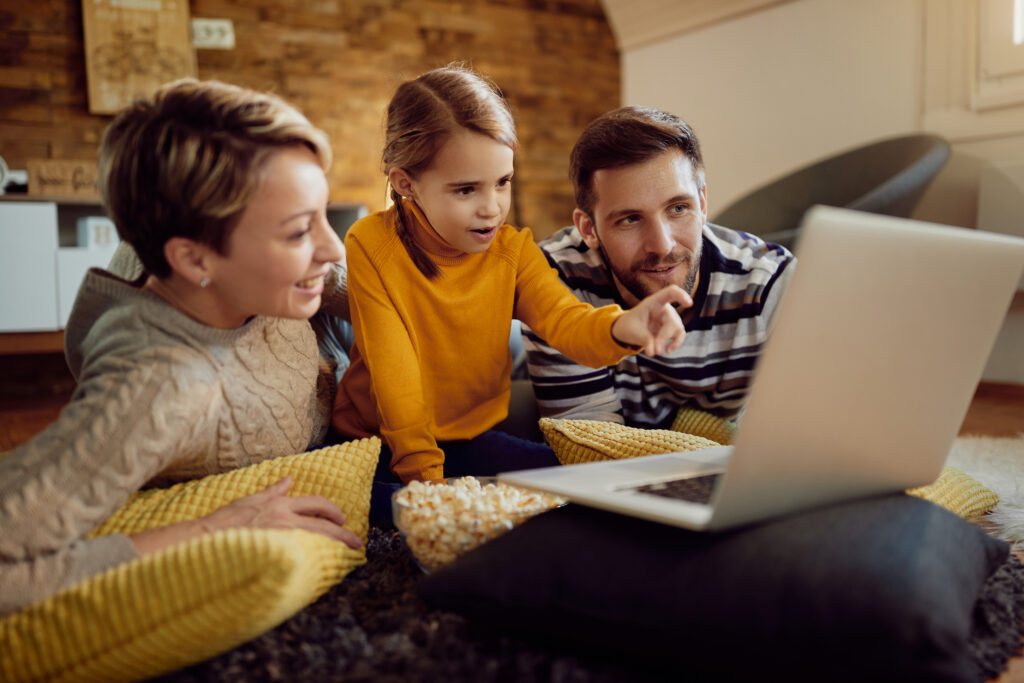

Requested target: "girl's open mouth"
[{"left": 470, "top": 227, "right": 497, "bottom": 241}]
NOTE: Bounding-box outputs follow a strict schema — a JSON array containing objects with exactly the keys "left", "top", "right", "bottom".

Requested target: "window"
[
  {"left": 922, "top": 0, "right": 1024, "bottom": 140},
  {"left": 1015, "top": 0, "right": 1023, "bottom": 45},
  {"left": 976, "top": 0, "right": 1024, "bottom": 109}
]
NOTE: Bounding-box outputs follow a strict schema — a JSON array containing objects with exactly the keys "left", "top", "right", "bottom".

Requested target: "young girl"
[{"left": 332, "top": 65, "right": 690, "bottom": 487}]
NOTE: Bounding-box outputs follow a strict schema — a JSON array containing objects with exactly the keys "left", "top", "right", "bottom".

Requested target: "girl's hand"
[
  {"left": 611, "top": 285, "right": 692, "bottom": 357},
  {"left": 130, "top": 476, "right": 363, "bottom": 555}
]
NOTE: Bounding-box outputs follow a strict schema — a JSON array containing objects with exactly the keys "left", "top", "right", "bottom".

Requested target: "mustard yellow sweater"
[{"left": 333, "top": 201, "right": 633, "bottom": 482}]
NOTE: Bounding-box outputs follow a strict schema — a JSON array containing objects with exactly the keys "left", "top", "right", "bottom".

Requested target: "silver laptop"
[{"left": 500, "top": 205, "right": 1024, "bottom": 531}]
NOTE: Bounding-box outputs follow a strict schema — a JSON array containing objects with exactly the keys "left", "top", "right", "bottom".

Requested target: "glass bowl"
[{"left": 391, "top": 475, "right": 564, "bottom": 573}]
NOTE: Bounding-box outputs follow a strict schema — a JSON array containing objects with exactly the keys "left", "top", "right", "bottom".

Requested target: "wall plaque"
[
  {"left": 81, "top": 0, "right": 196, "bottom": 115},
  {"left": 27, "top": 159, "right": 101, "bottom": 199}
]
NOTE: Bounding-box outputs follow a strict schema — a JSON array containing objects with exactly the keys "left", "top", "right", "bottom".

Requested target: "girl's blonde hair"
[
  {"left": 98, "top": 78, "right": 331, "bottom": 279},
  {"left": 383, "top": 65, "right": 518, "bottom": 278}
]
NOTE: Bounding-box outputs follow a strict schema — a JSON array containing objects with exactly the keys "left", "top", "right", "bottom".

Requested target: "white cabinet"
[
  {"left": 0, "top": 202, "right": 59, "bottom": 332},
  {"left": 0, "top": 199, "right": 117, "bottom": 333},
  {"left": 0, "top": 198, "right": 367, "bottom": 340}
]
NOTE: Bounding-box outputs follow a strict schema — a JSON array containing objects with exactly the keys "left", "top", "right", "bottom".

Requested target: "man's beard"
[{"left": 597, "top": 243, "right": 700, "bottom": 304}]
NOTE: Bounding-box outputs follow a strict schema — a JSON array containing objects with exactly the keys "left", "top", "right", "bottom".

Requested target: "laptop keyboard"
[{"left": 629, "top": 473, "right": 722, "bottom": 505}]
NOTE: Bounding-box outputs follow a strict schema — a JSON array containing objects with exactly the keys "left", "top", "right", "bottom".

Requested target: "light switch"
[{"left": 191, "top": 18, "right": 235, "bottom": 50}]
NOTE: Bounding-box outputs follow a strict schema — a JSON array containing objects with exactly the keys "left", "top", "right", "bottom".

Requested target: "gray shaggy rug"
[
  {"left": 947, "top": 434, "right": 1024, "bottom": 548},
  {"left": 154, "top": 525, "right": 1024, "bottom": 683}
]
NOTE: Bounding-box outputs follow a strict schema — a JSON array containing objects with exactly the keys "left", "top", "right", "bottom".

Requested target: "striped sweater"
[{"left": 522, "top": 223, "right": 795, "bottom": 428}]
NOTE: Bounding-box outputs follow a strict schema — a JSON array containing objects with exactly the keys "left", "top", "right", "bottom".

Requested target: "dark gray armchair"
[{"left": 711, "top": 134, "right": 951, "bottom": 249}]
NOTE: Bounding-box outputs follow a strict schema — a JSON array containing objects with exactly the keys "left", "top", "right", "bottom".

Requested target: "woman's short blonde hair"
[{"left": 98, "top": 78, "right": 331, "bottom": 278}]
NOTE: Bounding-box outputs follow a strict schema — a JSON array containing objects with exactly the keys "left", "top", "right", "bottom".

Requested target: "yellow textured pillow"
[
  {"left": 89, "top": 438, "right": 380, "bottom": 540},
  {"left": 907, "top": 465, "right": 1000, "bottom": 519},
  {"left": 539, "top": 418, "right": 720, "bottom": 465},
  {"left": 2, "top": 529, "right": 342, "bottom": 683},
  {"left": 670, "top": 408, "right": 735, "bottom": 446},
  {"left": 1, "top": 437, "right": 380, "bottom": 683}
]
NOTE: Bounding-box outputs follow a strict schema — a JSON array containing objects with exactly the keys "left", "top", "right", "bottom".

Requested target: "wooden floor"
[
  {"left": 0, "top": 390, "right": 74, "bottom": 451},
  {"left": 3, "top": 377, "right": 1023, "bottom": 451},
  {"left": 959, "top": 381, "right": 1024, "bottom": 438}
]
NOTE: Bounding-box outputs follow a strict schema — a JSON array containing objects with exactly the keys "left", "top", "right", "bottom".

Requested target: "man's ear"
[
  {"left": 699, "top": 181, "right": 708, "bottom": 224},
  {"left": 388, "top": 168, "right": 416, "bottom": 199},
  {"left": 163, "top": 236, "right": 213, "bottom": 287},
  {"left": 573, "top": 208, "right": 601, "bottom": 250}
]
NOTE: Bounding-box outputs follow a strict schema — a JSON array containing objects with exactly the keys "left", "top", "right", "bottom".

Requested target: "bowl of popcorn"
[{"left": 392, "top": 476, "right": 565, "bottom": 572}]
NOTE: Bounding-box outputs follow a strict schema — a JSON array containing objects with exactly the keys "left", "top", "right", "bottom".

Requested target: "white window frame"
[
  {"left": 923, "top": 0, "right": 1024, "bottom": 140},
  {"left": 974, "top": 0, "right": 1024, "bottom": 109}
]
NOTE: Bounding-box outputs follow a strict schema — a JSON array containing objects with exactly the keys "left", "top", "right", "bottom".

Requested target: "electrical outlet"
[{"left": 191, "top": 18, "right": 235, "bottom": 50}]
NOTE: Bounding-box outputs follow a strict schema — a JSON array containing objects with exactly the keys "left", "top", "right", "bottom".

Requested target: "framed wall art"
[{"left": 81, "top": 0, "right": 196, "bottom": 115}]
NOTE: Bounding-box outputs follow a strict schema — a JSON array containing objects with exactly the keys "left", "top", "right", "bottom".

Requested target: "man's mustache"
[{"left": 633, "top": 252, "right": 690, "bottom": 271}]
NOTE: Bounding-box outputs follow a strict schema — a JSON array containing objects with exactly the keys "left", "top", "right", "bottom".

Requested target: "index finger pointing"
[{"left": 655, "top": 284, "right": 692, "bottom": 310}]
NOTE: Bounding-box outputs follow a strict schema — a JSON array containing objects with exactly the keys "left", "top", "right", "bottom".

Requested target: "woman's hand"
[
  {"left": 130, "top": 476, "right": 363, "bottom": 555},
  {"left": 611, "top": 285, "right": 692, "bottom": 357},
  {"left": 199, "top": 476, "right": 362, "bottom": 546}
]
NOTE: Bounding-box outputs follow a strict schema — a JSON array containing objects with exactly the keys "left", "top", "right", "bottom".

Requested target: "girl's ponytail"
[{"left": 391, "top": 187, "right": 440, "bottom": 279}]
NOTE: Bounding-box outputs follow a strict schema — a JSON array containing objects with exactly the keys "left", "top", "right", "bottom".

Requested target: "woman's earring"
[{"left": 199, "top": 277, "right": 210, "bottom": 288}]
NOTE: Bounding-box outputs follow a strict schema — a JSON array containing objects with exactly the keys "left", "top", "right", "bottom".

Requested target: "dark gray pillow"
[{"left": 419, "top": 494, "right": 1008, "bottom": 683}]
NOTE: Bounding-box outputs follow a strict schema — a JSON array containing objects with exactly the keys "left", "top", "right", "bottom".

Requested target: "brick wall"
[{"left": 0, "top": 0, "right": 620, "bottom": 239}]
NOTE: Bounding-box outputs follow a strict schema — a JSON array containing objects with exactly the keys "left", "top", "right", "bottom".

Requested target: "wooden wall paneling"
[{"left": 1, "top": 0, "right": 620, "bottom": 241}]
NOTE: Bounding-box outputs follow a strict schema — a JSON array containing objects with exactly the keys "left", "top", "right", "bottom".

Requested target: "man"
[{"left": 522, "top": 106, "right": 795, "bottom": 429}]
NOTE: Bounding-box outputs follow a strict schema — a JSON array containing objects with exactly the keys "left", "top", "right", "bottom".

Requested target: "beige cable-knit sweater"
[{"left": 0, "top": 262, "right": 349, "bottom": 617}]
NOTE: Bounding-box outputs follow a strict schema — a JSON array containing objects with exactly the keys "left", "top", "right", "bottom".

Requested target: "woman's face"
[{"left": 204, "top": 145, "right": 343, "bottom": 326}]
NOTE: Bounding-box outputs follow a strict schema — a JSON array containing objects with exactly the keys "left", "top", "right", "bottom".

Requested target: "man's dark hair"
[{"left": 570, "top": 106, "right": 704, "bottom": 218}]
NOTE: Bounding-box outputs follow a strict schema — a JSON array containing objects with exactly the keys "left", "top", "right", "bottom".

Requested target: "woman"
[{"left": 0, "top": 79, "right": 361, "bottom": 617}]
